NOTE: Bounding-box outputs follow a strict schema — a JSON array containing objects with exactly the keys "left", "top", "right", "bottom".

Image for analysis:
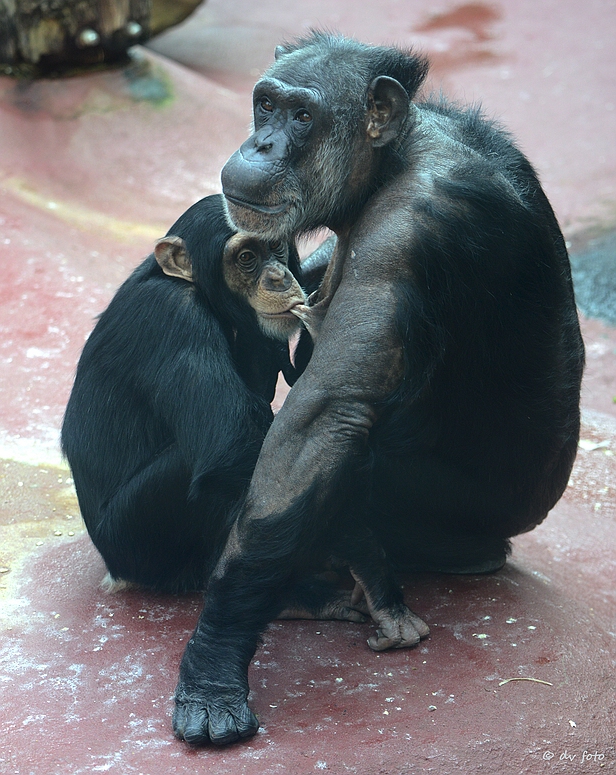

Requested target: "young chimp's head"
[
  {"left": 154, "top": 194, "right": 305, "bottom": 341},
  {"left": 222, "top": 33, "right": 429, "bottom": 240}
]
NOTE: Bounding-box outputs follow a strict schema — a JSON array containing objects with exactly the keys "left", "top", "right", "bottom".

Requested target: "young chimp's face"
[{"left": 222, "top": 234, "right": 306, "bottom": 341}]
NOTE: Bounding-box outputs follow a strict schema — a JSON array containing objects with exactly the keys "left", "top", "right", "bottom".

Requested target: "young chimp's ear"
[
  {"left": 366, "top": 76, "right": 409, "bottom": 148},
  {"left": 154, "top": 235, "right": 194, "bottom": 283}
]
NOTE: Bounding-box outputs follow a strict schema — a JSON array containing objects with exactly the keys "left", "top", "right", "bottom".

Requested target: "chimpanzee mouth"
[
  {"left": 225, "top": 195, "right": 289, "bottom": 215},
  {"left": 261, "top": 303, "right": 303, "bottom": 318}
]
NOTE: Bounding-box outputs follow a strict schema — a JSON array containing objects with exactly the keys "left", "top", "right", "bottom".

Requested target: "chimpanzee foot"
[
  {"left": 366, "top": 604, "right": 430, "bottom": 651},
  {"left": 351, "top": 580, "right": 430, "bottom": 651},
  {"left": 278, "top": 589, "right": 370, "bottom": 622},
  {"left": 173, "top": 685, "right": 259, "bottom": 746}
]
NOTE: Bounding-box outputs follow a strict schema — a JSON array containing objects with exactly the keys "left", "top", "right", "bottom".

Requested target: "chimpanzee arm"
[{"left": 173, "top": 211, "right": 432, "bottom": 745}]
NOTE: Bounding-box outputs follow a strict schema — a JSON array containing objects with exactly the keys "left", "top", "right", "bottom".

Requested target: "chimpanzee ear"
[
  {"left": 366, "top": 76, "right": 409, "bottom": 148},
  {"left": 154, "top": 235, "right": 194, "bottom": 282}
]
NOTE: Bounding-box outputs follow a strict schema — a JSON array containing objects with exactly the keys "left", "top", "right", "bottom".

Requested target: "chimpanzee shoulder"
[{"left": 413, "top": 99, "right": 559, "bottom": 227}]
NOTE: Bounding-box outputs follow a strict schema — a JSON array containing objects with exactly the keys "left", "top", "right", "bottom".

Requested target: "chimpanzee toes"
[
  {"left": 366, "top": 604, "right": 430, "bottom": 651},
  {"left": 319, "top": 591, "right": 369, "bottom": 622},
  {"left": 340, "top": 607, "right": 368, "bottom": 623}
]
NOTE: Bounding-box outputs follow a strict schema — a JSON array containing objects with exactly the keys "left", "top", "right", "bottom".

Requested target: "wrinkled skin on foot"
[
  {"left": 277, "top": 588, "right": 370, "bottom": 622},
  {"left": 173, "top": 683, "right": 259, "bottom": 746},
  {"left": 366, "top": 603, "right": 430, "bottom": 650},
  {"left": 351, "top": 578, "right": 430, "bottom": 650}
]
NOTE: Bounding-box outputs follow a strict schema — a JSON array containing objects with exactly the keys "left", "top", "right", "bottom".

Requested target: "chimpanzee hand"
[
  {"left": 173, "top": 679, "right": 259, "bottom": 746},
  {"left": 172, "top": 623, "right": 260, "bottom": 747},
  {"left": 366, "top": 604, "right": 430, "bottom": 651},
  {"left": 291, "top": 290, "right": 330, "bottom": 341}
]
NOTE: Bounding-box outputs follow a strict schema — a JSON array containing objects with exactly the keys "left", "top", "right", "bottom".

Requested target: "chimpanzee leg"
[
  {"left": 173, "top": 490, "right": 324, "bottom": 745},
  {"left": 173, "top": 279, "right": 410, "bottom": 746},
  {"left": 370, "top": 451, "right": 513, "bottom": 574},
  {"left": 84, "top": 446, "right": 222, "bottom": 592},
  {"left": 334, "top": 525, "right": 430, "bottom": 650},
  {"left": 172, "top": 502, "right": 430, "bottom": 745},
  {"left": 302, "top": 469, "right": 430, "bottom": 646}
]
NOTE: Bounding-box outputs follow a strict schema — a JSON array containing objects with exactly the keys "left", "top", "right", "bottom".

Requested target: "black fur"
[
  {"left": 61, "top": 194, "right": 300, "bottom": 593},
  {"left": 128, "top": 34, "right": 588, "bottom": 746},
  {"left": 195, "top": 34, "right": 586, "bottom": 745}
]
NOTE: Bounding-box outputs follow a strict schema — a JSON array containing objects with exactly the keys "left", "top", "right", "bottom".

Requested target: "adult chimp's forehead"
[
  {"left": 269, "top": 46, "right": 348, "bottom": 85},
  {"left": 253, "top": 77, "right": 324, "bottom": 106}
]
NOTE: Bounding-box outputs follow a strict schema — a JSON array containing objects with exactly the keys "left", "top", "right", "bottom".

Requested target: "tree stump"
[{"left": 0, "top": 0, "right": 202, "bottom": 74}]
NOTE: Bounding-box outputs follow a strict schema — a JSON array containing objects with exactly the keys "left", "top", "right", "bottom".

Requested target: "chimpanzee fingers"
[
  {"left": 290, "top": 304, "right": 311, "bottom": 318},
  {"left": 409, "top": 612, "right": 431, "bottom": 640},
  {"left": 232, "top": 702, "right": 260, "bottom": 739},
  {"left": 368, "top": 625, "right": 420, "bottom": 651},
  {"left": 207, "top": 703, "right": 259, "bottom": 745},
  {"left": 207, "top": 706, "right": 238, "bottom": 746},
  {"left": 289, "top": 303, "right": 327, "bottom": 340},
  {"left": 173, "top": 692, "right": 259, "bottom": 746},
  {"left": 172, "top": 700, "right": 189, "bottom": 739},
  {"left": 368, "top": 629, "right": 399, "bottom": 651},
  {"left": 173, "top": 701, "right": 210, "bottom": 745}
]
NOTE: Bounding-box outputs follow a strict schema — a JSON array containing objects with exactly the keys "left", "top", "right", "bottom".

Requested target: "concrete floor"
[{"left": 1, "top": 1, "right": 615, "bottom": 773}]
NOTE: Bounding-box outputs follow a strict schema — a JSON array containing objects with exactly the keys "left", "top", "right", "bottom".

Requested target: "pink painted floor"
[{"left": 1, "top": 1, "right": 615, "bottom": 773}]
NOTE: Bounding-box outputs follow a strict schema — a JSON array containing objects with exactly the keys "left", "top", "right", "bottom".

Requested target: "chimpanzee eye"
[
  {"left": 259, "top": 96, "right": 274, "bottom": 113},
  {"left": 237, "top": 250, "right": 258, "bottom": 272},
  {"left": 294, "top": 109, "right": 312, "bottom": 123}
]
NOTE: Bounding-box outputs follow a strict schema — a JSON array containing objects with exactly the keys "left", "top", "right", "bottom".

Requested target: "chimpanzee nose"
[
  {"left": 255, "top": 136, "right": 273, "bottom": 153},
  {"left": 262, "top": 265, "right": 291, "bottom": 291}
]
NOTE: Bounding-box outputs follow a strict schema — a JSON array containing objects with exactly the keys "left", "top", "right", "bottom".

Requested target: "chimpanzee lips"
[
  {"left": 225, "top": 195, "right": 289, "bottom": 215},
  {"left": 261, "top": 302, "right": 303, "bottom": 317}
]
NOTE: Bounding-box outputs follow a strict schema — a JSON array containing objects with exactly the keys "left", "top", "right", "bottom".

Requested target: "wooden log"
[{"left": 0, "top": 0, "right": 202, "bottom": 70}]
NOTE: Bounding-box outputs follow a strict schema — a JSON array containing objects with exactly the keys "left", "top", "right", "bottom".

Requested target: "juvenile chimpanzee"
[
  {"left": 61, "top": 194, "right": 309, "bottom": 593},
  {"left": 170, "top": 34, "right": 585, "bottom": 745}
]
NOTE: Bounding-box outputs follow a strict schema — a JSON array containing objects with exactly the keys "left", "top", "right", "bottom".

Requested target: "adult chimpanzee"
[
  {"left": 62, "top": 194, "right": 315, "bottom": 593},
  {"left": 171, "top": 33, "right": 585, "bottom": 745}
]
